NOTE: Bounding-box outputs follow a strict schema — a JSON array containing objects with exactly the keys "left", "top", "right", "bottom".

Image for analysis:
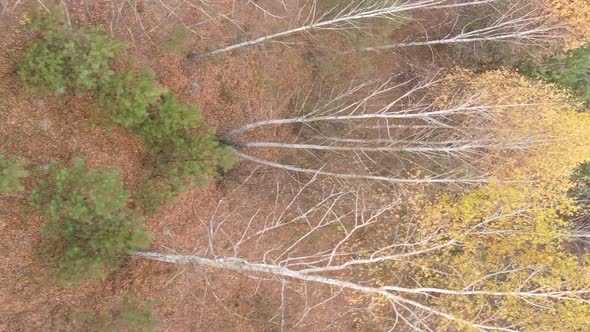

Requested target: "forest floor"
[{"left": 0, "top": 1, "right": 451, "bottom": 331}]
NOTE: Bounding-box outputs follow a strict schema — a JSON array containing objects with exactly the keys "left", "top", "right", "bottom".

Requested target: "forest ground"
[{"left": 0, "top": 1, "right": 457, "bottom": 330}]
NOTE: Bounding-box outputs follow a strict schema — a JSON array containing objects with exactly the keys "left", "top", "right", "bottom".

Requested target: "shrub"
[
  {"left": 31, "top": 159, "right": 151, "bottom": 285},
  {"left": 18, "top": 28, "right": 122, "bottom": 95},
  {"left": 72, "top": 292, "right": 162, "bottom": 332},
  {"left": 148, "top": 132, "right": 236, "bottom": 184},
  {"left": 25, "top": 1, "right": 66, "bottom": 34},
  {"left": 522, "top": 45, "right": 590, "bottom": 103},
  {"left": 111, "top": 293, "right": 162, "bottom": 332},
  {"left": 98, "top": 70, "right": 165, "bottom": 128},
  {"left": 158, "top": 26, "right": 191, "bottom": 54},
  {"left": 570, "top": 161, "right": 590, "bottom": 210},
  {"left": 0, "top": 154, "right": 29, "bottom": 193}
]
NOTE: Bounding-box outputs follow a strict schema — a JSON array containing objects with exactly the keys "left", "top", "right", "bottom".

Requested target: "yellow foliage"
[
  {"left": 419, "top": 70, "right": 590, "bottom": 330},
  {"left": 435, "top": 68, "right": 590, "bottom": 183},
  {"left": 539, "top": 0, "right": 590, "bottom": 50},
  {"left": 367, "top": 69, "right": 590, "bottom": 330},
  {"left": 19, "top": 12, "right": 31, "bottom": 26}
]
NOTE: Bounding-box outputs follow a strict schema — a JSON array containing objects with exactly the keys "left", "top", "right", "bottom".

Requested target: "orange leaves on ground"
[{"left": 540, "top": 0, "right": 590, "bottom": 50}]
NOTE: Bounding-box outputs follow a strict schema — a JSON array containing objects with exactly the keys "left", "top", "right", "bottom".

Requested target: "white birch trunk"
[{"left": 188, "top": 0, "right": 498, "bottom": 58}]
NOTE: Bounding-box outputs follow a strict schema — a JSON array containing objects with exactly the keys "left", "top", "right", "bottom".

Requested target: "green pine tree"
[{"left": 31, "top": 159, "right": 151, "bottom": 285}]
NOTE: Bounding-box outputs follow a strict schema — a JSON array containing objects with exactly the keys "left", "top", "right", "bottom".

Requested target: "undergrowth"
[
  {"left": 71, "top": 292, "right": 162, "bottom": 331},
  {"left": 521, "top": 45, "right": 590, "bottom": 104},
  {"left": 158, "top": 26, "right": 192, "bottom": 54},
  {"left": 570, "top": 161, "right": 590, "bottom": 212},
  {"left": 0, "top": 154, "right": 29, "bottom": 193}
]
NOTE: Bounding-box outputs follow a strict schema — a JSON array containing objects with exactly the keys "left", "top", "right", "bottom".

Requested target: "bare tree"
[
  {"left": 134, "top": 176, "right": 590, "bottom": 331},
  {"left": 187, "top": 0, "right": 498, "bottom": 59},
  {"left": 358, "top": 3, "right": 562, "bottom": 52},
  {"left": 186, "top": 0, "right": 563, "bottom": 60},
  {"left": 219, "top": 76, "right": 545, "bottom": 185}
]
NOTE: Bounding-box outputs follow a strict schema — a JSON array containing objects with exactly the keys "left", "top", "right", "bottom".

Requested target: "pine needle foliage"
[
  {"left": 134, "top": 92, "right": 236, "bottom": 210},
  {"left": 18, "top": 12, "right": 237, "bottom": 209},
  {"left": 138, "top": 92, "right": 198, "bottom": 141},
  {"left": 522, "top": 45, "right": 590, "bottom": 103},
  {"left": 138, "top": 93, "right": 235, "bottom": 182},
  {"left": 98, "top": 70, "right": 165, "bottom": 127},
  {"left": 0, "top": 154, "right": 29, "bottom": 193},
  {"left": 31, "top": 159, "right": 151, "bottom": 285},
  {"left": 18, "top": 27, "right": 122, "bottom": 95},
  {"left": 97, "top": 70, "right": 237, "bottom": 205}
]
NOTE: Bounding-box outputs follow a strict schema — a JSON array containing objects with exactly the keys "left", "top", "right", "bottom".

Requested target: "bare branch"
[
  {"left": 135, "top": 250, "right": 519, "bottom": 331},
  {"left": 189, "top": 0, "right": 498, "bottom": 58}
]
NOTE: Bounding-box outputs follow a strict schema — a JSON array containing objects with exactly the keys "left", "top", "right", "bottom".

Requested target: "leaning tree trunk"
[
  {"left": 221, "top": 77, "right": 541, "bottom": 185},
  {"left": 187, "top": 0, "right": 499, "bottom": 59},
  {"left": 132, "top": 181, "right": 589, "bottom": 331}
]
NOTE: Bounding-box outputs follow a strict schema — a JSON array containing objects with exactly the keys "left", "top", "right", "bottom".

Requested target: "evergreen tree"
[{"left": 31, "top": 159, "right": 151, "bottom": 285}]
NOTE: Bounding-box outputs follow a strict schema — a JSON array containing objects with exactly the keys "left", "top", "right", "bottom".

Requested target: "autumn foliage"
[
  {"left": 434, "top": 69, "right": 590, "bottom": 178},
  {"left": 367, "top": 69, "right": 590, "bottom": 330},
  {"left": 539, "top": 0, "right": 590, "bottom": 50},
  {"left": 7, "top": 1, "right": 590, "bottom": 331}
]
